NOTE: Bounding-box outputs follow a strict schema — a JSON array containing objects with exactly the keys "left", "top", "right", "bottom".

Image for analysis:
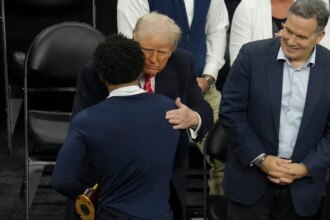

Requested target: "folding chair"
[
  {"left": 23, "top": 21, "right": 104, "bottom": 220},
  {"left": 203, "top": 120, "right": 229, "bottom": 220},
  {"left": 4, "top": 0, "right": 97, "bottom": 154}
]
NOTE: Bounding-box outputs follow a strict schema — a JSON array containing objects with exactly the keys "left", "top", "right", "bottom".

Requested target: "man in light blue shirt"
[
  {"left": 277, "top": 48, "right": 315, "bottom": 159},
  {"left": 219, "top": 0, "right": 330, "bottom": 219}
]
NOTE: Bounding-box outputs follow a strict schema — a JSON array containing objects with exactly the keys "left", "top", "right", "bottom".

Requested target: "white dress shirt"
[
  {"left": 107, "top": 85, "right": 145, "bottom": 98},
  {"left": 117, "top": 0, "right": 229, "bottom": 81}
]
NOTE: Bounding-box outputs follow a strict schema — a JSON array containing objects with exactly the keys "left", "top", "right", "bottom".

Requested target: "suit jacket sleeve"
[
  {"left": 52, "top": 117, "right": 88, "bottom": 199},
  {"left": 219, "top": 45, "right": 265, "bottom": 167},
  {"left": 184, "top": 53, "right": 214, "bottom": 142},
  {"left": 72, "top": 62, "right": 108, "bottom": 118},
  {"left": 302, "top": 112, "right": 330, "bottom": 179}
]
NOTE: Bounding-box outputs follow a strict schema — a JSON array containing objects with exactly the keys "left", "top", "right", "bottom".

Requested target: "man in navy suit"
[
  {"left": 69, "top": 12, "right": 213, "bottom": 220},
  {"left": 220, "top": 0, "right": 330, "bottom": 219},
  {"left": 53, "top": 34, "right": 181, "bottom": 219}
]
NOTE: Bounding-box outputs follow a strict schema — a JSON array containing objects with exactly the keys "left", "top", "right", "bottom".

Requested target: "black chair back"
[
  {"left": 205, "top": 119, "right": 229, "bottom": 163},
  {"left": 26, "top": 22, "right": 104, "bottom": 88},
  {"left": 203, "top": 119, "right": 230, "bottom": 220},
  {"left": 23, "top": 21, "right": 104, "bottom": 220}
]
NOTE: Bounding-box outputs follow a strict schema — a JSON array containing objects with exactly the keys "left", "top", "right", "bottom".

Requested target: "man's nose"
[
  {"left": 148, "top": 51, "right": 157, "bottom": 63},
  {"left": 287, "top": 35, "right": 297, "bottom": 46}
]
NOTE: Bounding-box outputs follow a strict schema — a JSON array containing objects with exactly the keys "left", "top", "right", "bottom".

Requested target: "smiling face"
[{"left": 281, "top": 12, "right": 324, "bottom": 67}]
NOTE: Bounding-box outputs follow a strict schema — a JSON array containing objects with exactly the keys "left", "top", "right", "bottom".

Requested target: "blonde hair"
[{"left": 133, "top": 12, "right": 182, "bottom": 49}]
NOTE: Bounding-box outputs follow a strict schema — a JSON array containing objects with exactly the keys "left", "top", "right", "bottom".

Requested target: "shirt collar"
[
  {"left": 277, "top": 47, "right": 316, "bottom": 68},
  {"left": 107, "top": 85, "right": 146, "bottom": 98}
]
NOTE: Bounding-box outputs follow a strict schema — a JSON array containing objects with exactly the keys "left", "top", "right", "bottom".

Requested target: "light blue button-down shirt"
[{"left": 276, "top": 48, "right": 316, "bottom": 159}]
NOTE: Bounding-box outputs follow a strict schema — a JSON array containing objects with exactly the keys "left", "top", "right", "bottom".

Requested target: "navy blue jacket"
[
  {"left": 220, "top": 38, "right": 330, "bottom": 216},
  {"left": 53, "top": 93, "right": 180, "bottom": 219}
]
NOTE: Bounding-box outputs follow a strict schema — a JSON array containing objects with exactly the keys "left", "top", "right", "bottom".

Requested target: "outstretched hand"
[{"left": 165, "top": 98, "right": 199, "bottom": 129}]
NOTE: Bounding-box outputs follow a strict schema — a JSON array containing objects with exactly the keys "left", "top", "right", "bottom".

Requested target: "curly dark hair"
[{"left": 93, "top": 34, "right": 144, "bottom": 84}]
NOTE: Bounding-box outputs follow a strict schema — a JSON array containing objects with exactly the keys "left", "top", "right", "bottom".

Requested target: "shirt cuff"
[{"left": 189, "top": 112, "right": 202, "bottom": 139}]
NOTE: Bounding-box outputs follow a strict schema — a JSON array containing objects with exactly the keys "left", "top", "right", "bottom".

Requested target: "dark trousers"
[
  {"left": 228, "top": 183, "right": 311, "bottom": 220},
  {"left": 320, "top": 172, "right": 330, "bottom": 220}
]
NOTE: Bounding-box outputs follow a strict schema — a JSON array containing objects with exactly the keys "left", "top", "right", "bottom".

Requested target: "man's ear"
[{"left": 317, "top": 30, "right": 326, "bottom": 44}]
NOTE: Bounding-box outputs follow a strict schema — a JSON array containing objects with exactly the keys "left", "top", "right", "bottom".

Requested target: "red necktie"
[{"left": 143, "top": 75, "right": 153, "bottom": 93}]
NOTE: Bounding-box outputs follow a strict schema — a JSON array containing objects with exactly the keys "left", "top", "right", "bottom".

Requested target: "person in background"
[
  {"left": 220, "top": 0, "right": 330, "bottom": 219},
  {"left": 229, "top": 0, "right": 330, "bottom": 65},
  {"left": 68, "top": 12, "right": 213, "bottom": 220},
  {"left": 117, "top": 0, "right": 229, "bottom": 196}
]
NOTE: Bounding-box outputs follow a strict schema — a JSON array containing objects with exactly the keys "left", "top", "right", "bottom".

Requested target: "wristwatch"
[
  {"left": 254, "top": 154, "right": 268, "bottom": 168},
  {"left": 202, "top": 75, "right": 215, "bottom": 88}
]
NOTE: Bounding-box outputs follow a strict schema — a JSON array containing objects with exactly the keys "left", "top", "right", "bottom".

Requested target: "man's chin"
[
  {"left": 144, "top": 69, "right": 159, "bottom": 76},
  {"left": 282, "top": 47, "right": 300, "bottom": 59}
]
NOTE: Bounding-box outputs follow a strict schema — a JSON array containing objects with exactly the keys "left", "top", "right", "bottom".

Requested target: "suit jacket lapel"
[
  {"left": 267, "top": 41, "right": 284, "bottom": 138},
  {"left": 296, "top": 58, "right": 325, "bottom": 144},
  {"left": 155, "top": 63, "right": 177, "bottom": 99}
]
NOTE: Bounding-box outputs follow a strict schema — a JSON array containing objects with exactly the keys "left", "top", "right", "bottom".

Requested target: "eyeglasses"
[{"left": 140, "top": 47, "right": 170, "bottom": 59}]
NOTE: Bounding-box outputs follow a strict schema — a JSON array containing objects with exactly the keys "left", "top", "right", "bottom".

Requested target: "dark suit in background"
[{"left": 70, "top": 48, "right": 214, "bottom": 219}]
